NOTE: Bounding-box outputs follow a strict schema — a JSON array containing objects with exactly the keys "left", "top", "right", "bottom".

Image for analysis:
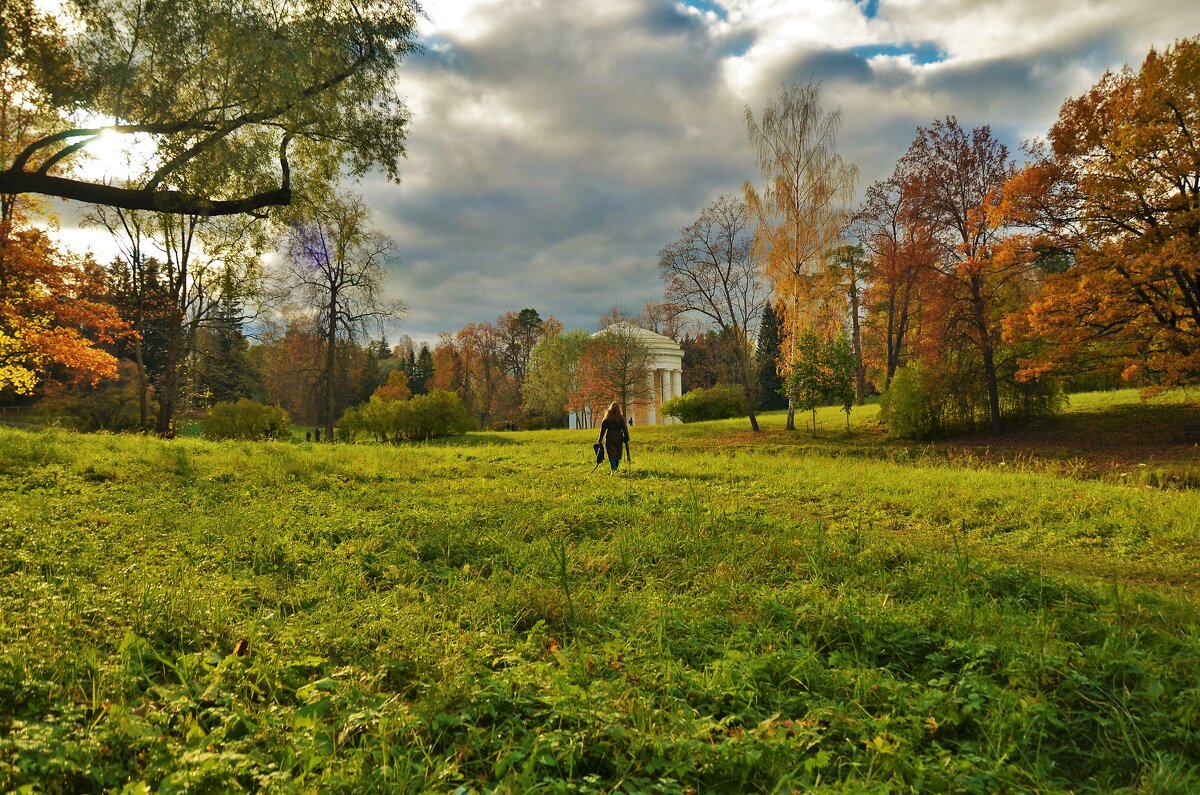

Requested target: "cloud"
[{"left": 48, "top": 0, "right": 1200, "bottom": 346}]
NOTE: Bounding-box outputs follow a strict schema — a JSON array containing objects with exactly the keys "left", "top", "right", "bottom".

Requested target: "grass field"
[{"left": 2, "top": 390, "right": 1199, "bottom": 792}]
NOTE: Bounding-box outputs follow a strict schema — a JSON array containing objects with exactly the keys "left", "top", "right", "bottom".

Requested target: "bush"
[
  {"left": 339, "top": 390, "right": 473, "bottom": 442},
  {"left": 881, "top": 362, "right": 1066, "bottom": 439},
  {"left": 879, "top": 363, "right": 941, "bottom": 439},
  {"left": 661, "top": 384, "right": 746, "bottom": 423},
  {"left": 205, "top": 399, "right": 291, "bottom": 440},
  {"left": 44, "top": 361, "right": 151, "bottom": 432}
]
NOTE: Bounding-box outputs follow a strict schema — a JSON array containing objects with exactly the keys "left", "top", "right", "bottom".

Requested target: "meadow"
[{"left": 1, "top": 390, "right": 1199, "bottom": 793}]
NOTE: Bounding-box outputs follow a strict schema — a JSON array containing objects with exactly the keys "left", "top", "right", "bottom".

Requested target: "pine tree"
[
  {"left": 756, "top": 302, "right": 788, "bottom": 410},
  {"left": 411, "top": 343, "right": 434, "bottom": 395}
]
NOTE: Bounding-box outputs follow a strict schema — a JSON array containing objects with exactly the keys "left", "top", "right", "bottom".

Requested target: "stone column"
[
  {"left": 672, "top": 369, "right": 682, "bottom": 399},
  {"left": 645, "top": 370, "right": 657, "bottom": 425}
]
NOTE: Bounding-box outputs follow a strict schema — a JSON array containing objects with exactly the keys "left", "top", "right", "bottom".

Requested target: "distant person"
[
  {"left": 597, "top": 402, "right": 630, "bottom": 474},
  {"left": 314, "top": 428, "right": 321, "bottom": 443},
  {"left": 305, "top": 431, "right": 312, "bottom": 443}
]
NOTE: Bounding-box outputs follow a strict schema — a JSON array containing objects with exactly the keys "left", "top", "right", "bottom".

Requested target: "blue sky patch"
[
  {"left": 679, "top": 0, "right": 728, "bottom": 21},
  {"left": 852, "top": 41, "right": 945, "bottom": 65},
  {"left": 859, "top": 0, "right": 880, "bottom": 19}
]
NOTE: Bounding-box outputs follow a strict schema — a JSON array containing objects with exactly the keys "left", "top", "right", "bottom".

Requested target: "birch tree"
[{"left": 745, "top": 81, "right": 857, "bottom": 430}]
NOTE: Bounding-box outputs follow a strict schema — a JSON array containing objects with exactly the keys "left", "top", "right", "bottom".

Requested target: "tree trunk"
[
  {"left": 970, "top": 276, "right": 1002, "bottom": 435},
  {"left": 323, "top": 292, "right": 338, "bottom": 443},
  {"left": 135, "top": 340, "right": 149, "bottom": 432},
  {"left": 154, "top": 323, "right": 180, "bottom": 437},
  {"left": 848, "top": 263, "right": 866, "bottom": 404},
  {"left": 786, "top": 397, "right": 795, "bottom": 431},
  {"left": 736, "top": 342, "right": 761, "bottom": 432}
]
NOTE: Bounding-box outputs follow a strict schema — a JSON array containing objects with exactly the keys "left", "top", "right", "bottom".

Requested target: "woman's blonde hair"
[{"left": 605, "top": 402, "right": 623, "bottom": 421}]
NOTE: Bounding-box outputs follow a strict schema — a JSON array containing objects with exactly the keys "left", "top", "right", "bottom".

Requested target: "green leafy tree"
[
  {"left": 411, "top": 343, "right": 434, "bottom": 395},
  {"left": 1, "top": 0, "right": 420, "bottom": 216},
  {"left": 785, "top": 329, "right": 856, "bottom": 435},
  {"left": 523, "top": 329, "right": 589, "bottom": 427}
]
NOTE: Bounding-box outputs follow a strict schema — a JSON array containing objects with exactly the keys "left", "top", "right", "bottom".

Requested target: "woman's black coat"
[{"left": 598, "top": 415, "right": 629, "bottom": 461}]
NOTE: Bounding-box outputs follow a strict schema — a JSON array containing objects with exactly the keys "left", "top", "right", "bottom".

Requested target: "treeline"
[{"left": 661, "top": 37, "right": 1199, "bottom": 438}]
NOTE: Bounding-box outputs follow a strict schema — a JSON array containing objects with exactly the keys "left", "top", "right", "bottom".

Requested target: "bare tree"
[
  {"left": 283, "top": 192, "right": 405, "bottom": 441},
  {"left": 745, "top": 80, "right": 857, "bottom": 430},
  {"left": 659, "top": 194, "right": 767, "bottom": 431}
]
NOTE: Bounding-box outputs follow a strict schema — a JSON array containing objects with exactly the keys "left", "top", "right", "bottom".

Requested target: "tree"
[
  {"left": 853, "top": 169, "right": 936, "bottom": 388},
  {"left": 190, "top": 267, "right": 260, "bottom": 405},
  {"left": 785, "top": 328, "right": 855, "bottom": 435},
  {"left": 1, "top": 0, "right": 75, "bottom": 227},
  {"left": 412, "top": 342, "right": 433, "bottom": 395},
  {"left": 87, "top": 207, "right": 175, "bottom": 429},
  {"left": 1011, "top": 36, "right": 1200, "bottom": 386},
  {"left": 1, "top": 0, "right": 419, "bottom": 216},
  {"left": 0, "top": 226, "right": 128, "bottom": 395},
  {"left": 755, "top": 301, "right": 787, "bottom": 410},
  {"left": 523, "top": 329, "right": 590, "bottom": 427},
  {"left": 659, "top": 194, "right": 767, "bottom": 431},
  {"left": 373, "top": 368, "right": 412, "bottom": 403},
  {"left": 829, "top": 245, "right": 868, "bottom": 403},
  {"left": 146, "top": 210, "right": 267, "bottom": 435},
  {"left": 576, "top": 324, "right": 654, "bottom": 420},
  {"left": 745, "top": 80, "right": 857, "bottom": 430},
  {"left": 283, "top": 191, "right": 403, "bottom": 442},
  {"left": 900, "top": 117, "right": 1034, "bottom": 434}
]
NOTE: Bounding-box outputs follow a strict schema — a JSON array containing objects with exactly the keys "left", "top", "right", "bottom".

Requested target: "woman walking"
[{"left": 597, "top": 402, "right": 630, "bottom": 474}]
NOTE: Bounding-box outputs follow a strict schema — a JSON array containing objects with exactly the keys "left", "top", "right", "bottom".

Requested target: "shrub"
[
  {"left": 879, "top": 363, "right": 941, "bottom": 439},
  {"left": 400, "top": 390, "right": 473, "bottom": 440},
  {"left": 44, "top": 361, "right": 151, "bottom": 432},
  {"left": 205, "top": 399, "right": 291, "bottom": 440},
  {"left": 339, "top": 390, "right": 472, "bottom": 442},
  {"left": 881, "top": 362, "right": 1066, "bottom": 439},
  {"left": 661, "top": 384, "right": 746, "bottom": 423}
]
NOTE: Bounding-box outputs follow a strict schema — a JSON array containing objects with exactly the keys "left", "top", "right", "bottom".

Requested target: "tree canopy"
[
  {"left": 0, "top": 0, "right": 420, "bottom": 216},
  {"left": 1010, "top": 36, "right": 1200, "bottom": 386}
]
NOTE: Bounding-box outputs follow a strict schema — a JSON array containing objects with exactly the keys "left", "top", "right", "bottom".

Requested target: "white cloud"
[{"left": 45, "top": 0, "right": 1200, "bottom": 345}]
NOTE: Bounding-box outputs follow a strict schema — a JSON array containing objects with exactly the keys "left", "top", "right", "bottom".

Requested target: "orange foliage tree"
[
  {"left": 1009, "top": 37, "right": 1200, "bottom": 386},
  {"left": 0, "top": 223, "right": 128, "bottom": 395},
  {"left": 372, "top": 368, "right": 412, "bottom": 402},
  {"left": 898, "top": 117, "right": 1039, "bottom": 433}
]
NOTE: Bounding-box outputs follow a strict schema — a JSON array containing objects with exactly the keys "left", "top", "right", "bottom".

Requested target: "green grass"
[{"left": 1, "top": 390, "right": 1199, "bottom": 792}]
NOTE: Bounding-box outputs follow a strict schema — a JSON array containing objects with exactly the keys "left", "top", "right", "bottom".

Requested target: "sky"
[{"left": 53, "top": 0, "right": 1199, "bottom": 346}]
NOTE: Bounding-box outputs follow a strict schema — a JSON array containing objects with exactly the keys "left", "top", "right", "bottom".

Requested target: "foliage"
[
  {"left": 2, "top": 390, "right": 1199, "bottom": 791},
  {"left": 881, "top": 361, "right": 1066, "bottom": 439},
  {"left": 0, "top": 225, "right": 129, "bottom": 396},
  {"left": 879, "top": 362, "right": 941, "bottom": 439},
  {"left": 372, "top": 369, "right": 412, "bottom": 403},
  {"left": 43, "top": 360, "right": 151, "bottom": 432},
  {"left": 204, "top": 398, "right": 290, "bottom": 440},
  {"left": 523, "top": 329, "right": 590, "bottom": 425},
  {"left": 1010, "top": 36, "right": 1200, "bottom": 387},
  {"left": 282, "top": 191, "right": 403, "bottom": 441},
  {"left": 744, "top": 80, "right": 857, "bottom": 431},
  {"left": 785, "top": 329, "right": 856, "bottom": 434},
  {"left": 575, "top": 324, "right": 654, "bottom": 418},
  {"left": 661, "top": 383, "right": 746, "bottom": 423},
  {"left": 755, "top": 301, "right": 788, "bottom": 410},
  {"left": 339, "top": 389, "right": 472, "bottom": 443},
  {"left": 1, "top": 0, "right": 421, "bottom": 215}
]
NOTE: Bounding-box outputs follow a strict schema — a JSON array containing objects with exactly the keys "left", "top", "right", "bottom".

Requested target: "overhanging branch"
[{"left": 0, "top": 170, "right": 291, "bottom": 216}]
